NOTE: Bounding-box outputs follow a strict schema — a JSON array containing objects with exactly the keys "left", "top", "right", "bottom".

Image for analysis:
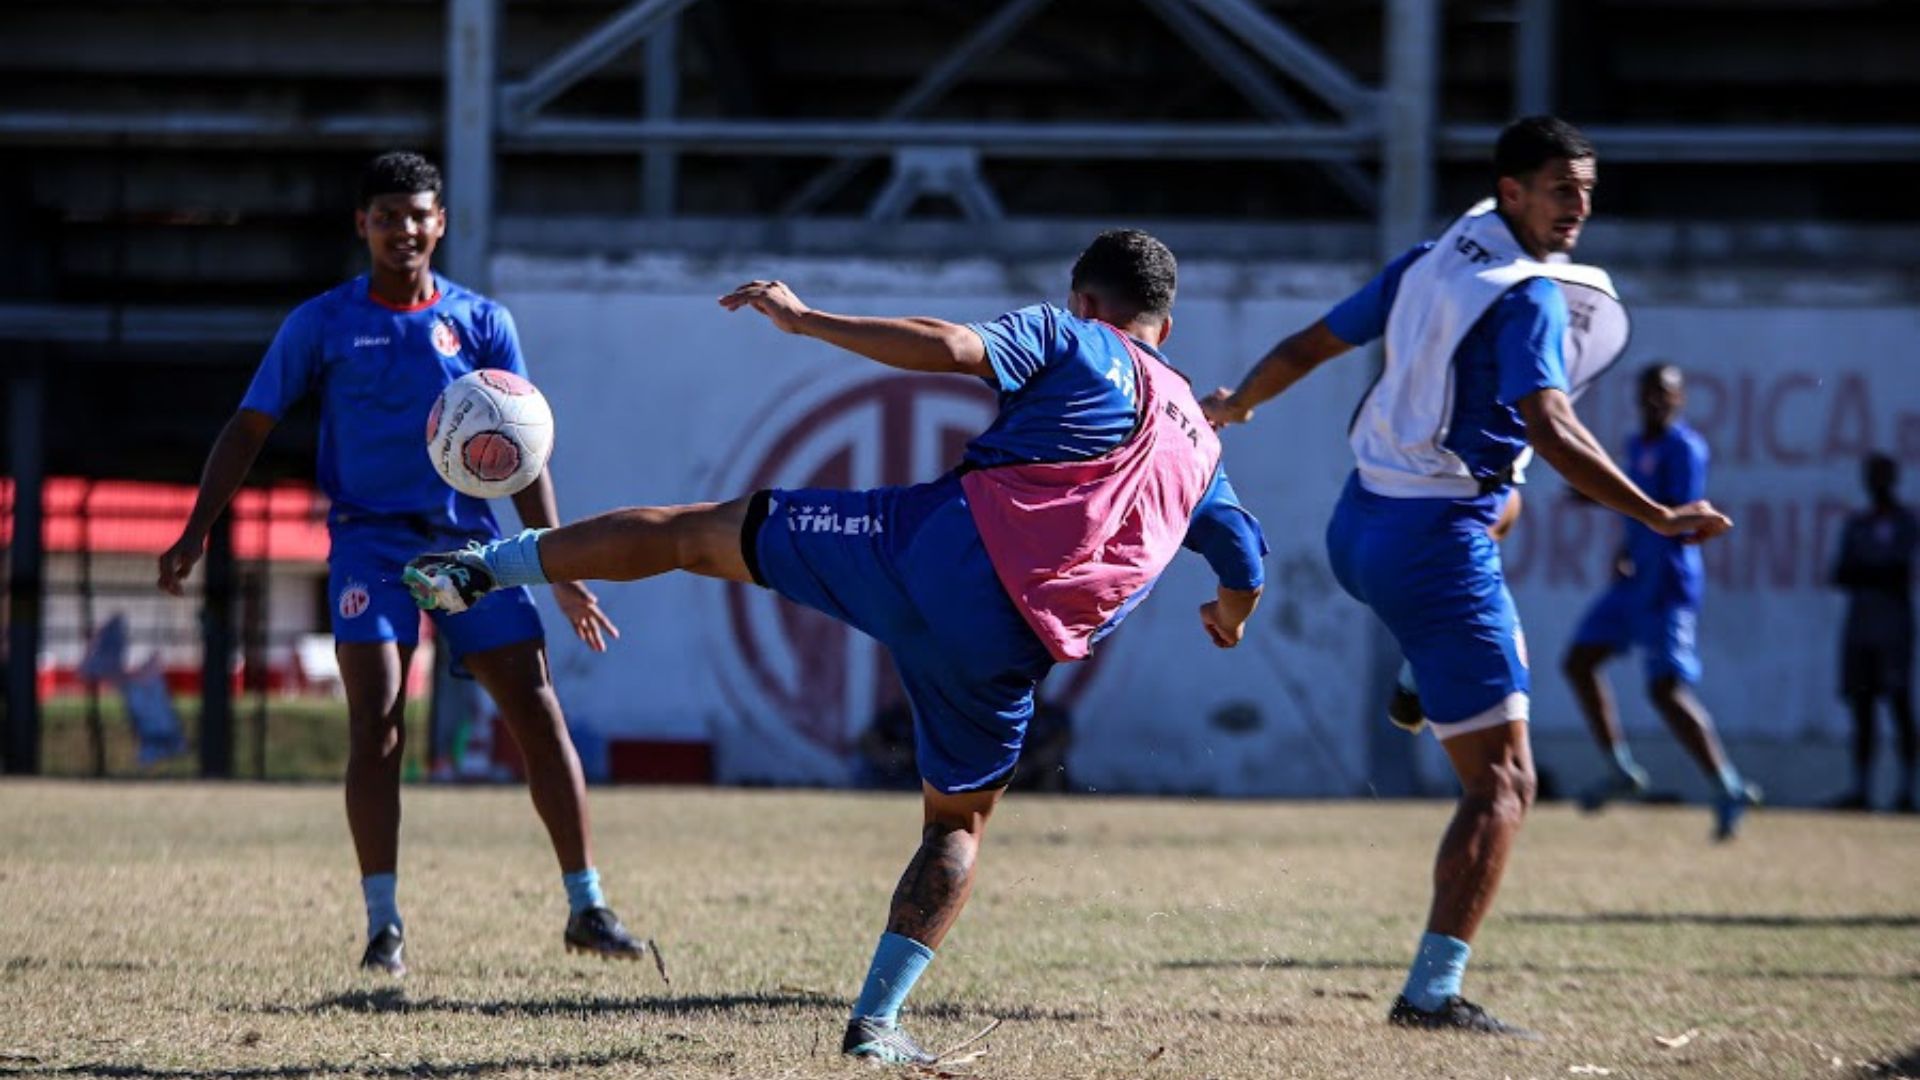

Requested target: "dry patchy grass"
[{"left": 1, "top": 782, "right": 1916, "bottom": 1079}]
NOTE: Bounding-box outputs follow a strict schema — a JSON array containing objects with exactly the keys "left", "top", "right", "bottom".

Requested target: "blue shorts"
[
  {"left": 1573, "top": 580, "right": 1701, "bottom": 685},
  {"left": 1327, "top": 474, "right": 1529, "bottom": 735},
  {"left": 746, "top": 475, "right": 1055, "bottom": 794},
  {"left": 328, "top": 519, "right": 544, "bottom": 669}
]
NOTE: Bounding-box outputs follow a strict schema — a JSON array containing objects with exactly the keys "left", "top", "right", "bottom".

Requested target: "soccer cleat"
[
  {"left": 1577, "top": 764, "right": 1651, "bottom": 813},
  {"left": 565, "top": 906, "right": 670, "bottom": 983},
  {"left": 1713, "top": 780, "right": 1763, "bottom": 842},
  {"left": 1388, "top": 994, "right": 1540, "bottom": 1040},
  {"left": 841, "top": 1016, "right": 938, "bottom": 1065},
  {"left": 403, "top": 544, "right": 496, "bottom": 614},
  {"left": 359, "top": 924, "right": 406, "bottom": 977},
  {"left": 1386, "top": 685, "right": 1427, "bottom": 734}
]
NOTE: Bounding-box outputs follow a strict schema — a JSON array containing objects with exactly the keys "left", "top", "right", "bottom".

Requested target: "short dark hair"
[
  {"left": 1495, "top": 116, "right": 1595, "bottom": 182},
  {"left": 1639, "top": 362, "right": 1682, "bottom": 394},
  {"left": 359, "top": 151, "right": 443, "bottom": 207},
  {"left": 1070, "top": 229, "right": 1177, "bottom": 319}
]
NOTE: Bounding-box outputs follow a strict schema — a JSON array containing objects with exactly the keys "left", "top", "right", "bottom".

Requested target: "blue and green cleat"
[{"left": 403, "top": 545, "right": 497, "bottom": 614}]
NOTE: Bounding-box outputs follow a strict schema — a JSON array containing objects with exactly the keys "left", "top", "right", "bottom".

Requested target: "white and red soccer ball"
[{"left": 425, "top": 369, "right": 555, "bottom": 499}]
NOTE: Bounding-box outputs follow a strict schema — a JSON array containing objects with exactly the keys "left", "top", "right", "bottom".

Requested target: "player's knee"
[
  {"left": 499, "top": 694, "right": 568, "bottom": 754},
  {"left": 347, "top": 710, "right": 405, "bottom": 760},
  {"left": 1474, "top": 760, "right": 1536, "bottom": 818}
]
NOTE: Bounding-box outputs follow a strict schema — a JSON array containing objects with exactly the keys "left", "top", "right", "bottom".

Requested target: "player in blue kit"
[
  {"left": 406, "top": 230, "right": 1269, "bottom": 1063},
  {"left": 1205, "top": 117, "right": 1732, "bottom": 1037},
  {"left": 1562, "top": 363, "right": 1759, "bottom": 840},
  {"left": 157, "top": 153, "right": 656, "bottom": 978}
]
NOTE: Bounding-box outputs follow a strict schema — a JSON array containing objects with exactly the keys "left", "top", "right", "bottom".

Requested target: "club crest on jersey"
[
  {"left": 430, "top": 319, "right": 462, "bottom": 358},
  {"left": 338, "top": 581, "right": 371, "bottom": 620}
]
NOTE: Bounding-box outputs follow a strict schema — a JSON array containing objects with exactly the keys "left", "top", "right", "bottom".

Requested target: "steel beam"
[
  {"left": 0, "top": 111, "right": 434, "bottom": 146},
  {"left": 781, "top": 0, "right": 1053, "bottom": 216},
  {"left": 446, "top": 0, "right": 498, "bottom": 291},
  {"left": 1443, "top": 123, "right": 1920, "bottom": 162},
  {"left": 499, "top": 0, "right": 702, "bottom": 122},
  {"left": 1381, "top": 0, "right": 1437, "bottom": 257},
  {"left": 643, "top": 15, "right": 680, "bottom": 218},
  {"left": 4, "top": 358, "right": 46, "bottom": 776},
  {"left": 1183, "top": 0, "right": 1376, "bottom": 119},
  {"left": 1513, "top": 0, "right": 1557, "bottom": 117},
  {"left": 1141, "top": 0, "right": 1376, "bottom": 208},
  {"left": 507, "top": 118, "right": 1375, "bottom": 159},
  {"left": 0, "top": 303, "right": 282, "bottom": 346}
]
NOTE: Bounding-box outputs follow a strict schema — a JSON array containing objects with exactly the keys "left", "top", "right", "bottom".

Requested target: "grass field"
[{"left": 1, "top": 782, "right": 1915, "bottom": 1079}]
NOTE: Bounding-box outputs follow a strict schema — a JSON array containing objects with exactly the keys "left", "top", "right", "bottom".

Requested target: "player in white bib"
[{"left": 1205, "top": 117, "right": 1734, "bottom": 1036}]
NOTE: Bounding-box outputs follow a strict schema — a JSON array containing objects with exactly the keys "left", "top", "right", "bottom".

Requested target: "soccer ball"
[{"left": 425, "top": 369, "right": 555, "bottom": 499}]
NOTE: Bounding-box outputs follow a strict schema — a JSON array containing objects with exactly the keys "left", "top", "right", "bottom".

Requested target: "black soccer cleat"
[
  {"left": 359, "top": 924, "right": 407, "bottom": 977},
  {"left": 1386, "top": 685, "right": 1427, "bottom": 735},
  {"left": 403, "top": 544, "right": 497, "bottom": 614},
  {"left": 565, "top": 906, "right": 670, "bottom": 983},
  {"left": 1388, "top": 995, "right": 1540, "bottom": 1040},
  {"left": 841, "top": 1016, "right": 938, "bottom": 1065}
]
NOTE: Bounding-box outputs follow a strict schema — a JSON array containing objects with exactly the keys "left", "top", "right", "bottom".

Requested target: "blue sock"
[
  {"left": 1716, "top": 763, "right": 1745, "bottom": 801},
  {"left": 851, "top": 932, "right": 935, "bottom": 1024},
  {"left": 1610, "top": 744, "right": 1642, "bottom": 781},
  {"left": 482, "top": 528, "right": 550, "bottom": 587},
  {"left": 1402, "top": 932, "right": 1470, "bottom": 1012},
  {"left": 563, "top": 867, "right": 605, "bottom": 915},
  {"left": 362, "top": 873, "right": 401, "bottom": 939}
]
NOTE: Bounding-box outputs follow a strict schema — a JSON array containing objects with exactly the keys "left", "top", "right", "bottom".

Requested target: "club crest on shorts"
[
  {"left": 431, "top": 319, "right": 462, "bottom": 358},
  {"left": 339, "top": 581, "right": 371, "bottom": 620}
]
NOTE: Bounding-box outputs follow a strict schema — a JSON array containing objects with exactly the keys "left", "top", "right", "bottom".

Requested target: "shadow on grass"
[
  {"left": 1854, "top": 1043, "right": 1920, "bottom": 1078},
  {"left": 0, "top": 1046, "right": 659, "bottom": 1079},
  {"left": 1162, "top": 956, "right": 1920, "bottom": 984},
  {"left": 1511, "top": 911, "right": 1920, "bottom": 929},
  {"left": 264, "top": 986, "right": 837, "bottom": 1019}
]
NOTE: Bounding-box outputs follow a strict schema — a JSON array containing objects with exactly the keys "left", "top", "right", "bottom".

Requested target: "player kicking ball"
[
  {"left": 406, "top": 230, "right": 1268, "bottom": 1064},
  {"left": 1561, "top": 363, "right": 1760, "bottom": 840},
  {"left": 159, "top": 152, "right": 657, "bottom": 978}
]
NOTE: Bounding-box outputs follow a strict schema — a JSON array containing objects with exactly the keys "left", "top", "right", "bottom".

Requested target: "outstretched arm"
[
  {"left": 1201, "top": 321, "right": 1354, "bottom": 428},
  {"left": 157, "top": 409, "right": 276, "bottom": 595},
  {"left": 719, "top": 279, "right": 992, "bottom": 379},
  {"left": 1519, "top": 388, "right": 1732, "bottom": 542}
]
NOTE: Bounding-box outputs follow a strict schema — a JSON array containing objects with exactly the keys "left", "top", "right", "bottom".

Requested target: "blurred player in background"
[
  {"left": 1830, "top": 452, "right": 1918, "bottom": 811},
  {"left": 1561, "top": 363, "right": 1760, "bottom": 840},
  {"left": 406, "top": 230, "right": 1268, "bottom": 1064},
  {"left": 1205, "top": 117, "right": 1731, "bottom": 1037},
  {"left": 157, "top": 152, "right": 656, "bottom": 978}
]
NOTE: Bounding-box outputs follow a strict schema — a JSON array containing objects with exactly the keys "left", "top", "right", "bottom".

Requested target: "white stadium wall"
[{"left": 492, "top": 251, "right": 1918, "bottom": 801}]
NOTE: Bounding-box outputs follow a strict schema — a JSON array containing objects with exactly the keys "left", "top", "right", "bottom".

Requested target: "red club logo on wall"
[{"left": 719, "top": 373, "right": 1106, "bottom": 757}]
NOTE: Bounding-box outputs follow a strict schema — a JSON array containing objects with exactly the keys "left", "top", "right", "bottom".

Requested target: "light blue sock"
[
  {"left": 1716, "top": 763, "right": 1745, "bottom": 801},
  {"left": 563, "top": 867, "right": 605, "bottom": 915},
  {"left": 851, "top": 932, "right": 935, "bottom": 1024},
  {"left": 1610, "top": 743, "right": 1642, "bottom": 781},
  {"left": 1402, "top": 931, "right": 1471, "bottom": 1012},
  {"left": 481, "top": 528, "right": 550, "bottom": 588},
  {"left": 362, "top": 873, "right": 401, "bottom": 939}
]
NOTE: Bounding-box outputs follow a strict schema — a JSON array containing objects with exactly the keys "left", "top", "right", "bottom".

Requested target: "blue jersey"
[
  {"left": 965, "top": 303, "right": 1267, "bottom": 590},
  {"left": 1325, "top": 244, "right": 1571, "bottom": 492},
  {"left": 1622, "top": 423, "right": 1708, "bottom": 607},
  {"left": 240, "top": 274, "right": 527, "bottom": 534}
]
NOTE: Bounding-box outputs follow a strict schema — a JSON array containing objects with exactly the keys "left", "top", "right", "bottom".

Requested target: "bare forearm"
[
  {"left": 796, "top": 311, "right": 985, "bottom": 375},
  {"left": 1527, "top": 402, "right": 1666, "bottom": 528},
  {"left": 1216, "top": 585, "right": 1262, "bottom": 625},
  {"left": 509, "top": 469, "right": 563, "bottom": 530},
  {"left": 182, "top": 412, "right": 272, "bottom": 540}
]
